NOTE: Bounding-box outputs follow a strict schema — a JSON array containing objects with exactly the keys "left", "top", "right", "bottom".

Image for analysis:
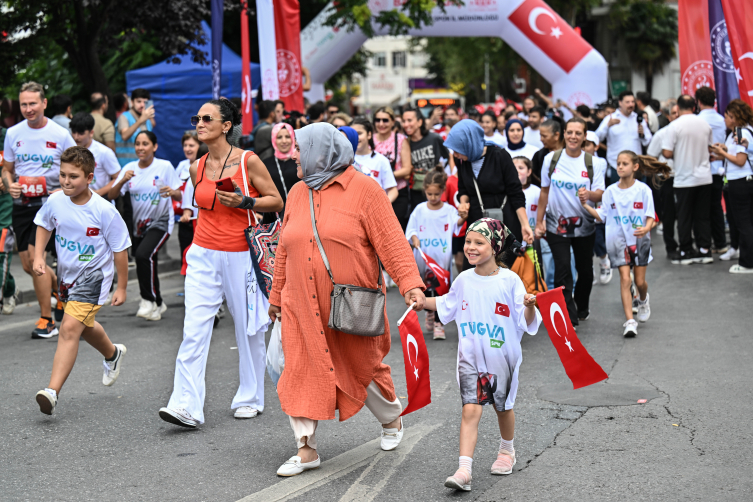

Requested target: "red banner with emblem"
[
  {"left": 678, "top": 0, "right": 715, "bottom": 95},
  {"left": 274, "top": 0, "right": 304, "bottom": 112},
  {"left": 721, "top": 0, "right": 753, "bottom": 107}
]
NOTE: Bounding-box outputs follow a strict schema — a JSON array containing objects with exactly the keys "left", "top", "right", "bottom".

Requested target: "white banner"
[{"left": 257, "top": 0, "right": 279, "bottom": 101}]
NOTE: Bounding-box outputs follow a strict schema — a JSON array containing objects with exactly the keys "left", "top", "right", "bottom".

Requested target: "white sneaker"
[
  {"left": 234, "top": 406, "right": 258, "bottom": 418},
  {"left": 599, "top": 264, "right": 612, "bottom": 285},
  {"left": 36, "top": 388, "right": 57, "bottom": 415},
  {"left": 276, "top": 455, "right": 321, "bottom": 477},
  {"left": 159, "top": 407, "right": 198, "bottom": 428},
  {"left": 657, "top": 223, "right": 663, "bottom": 235},
  {"left": 729, "top": 264, "right": 753, "bottom": 274},
  {"left": 136, "top": 299, "right": 155, "bottom": 318},
  {"left": 720, "top": 248, "right": 739, "bottom": 261},
  {"left": 636, "top": 294, "right": 651, "bottom": 323},
  {"left": 2, "top": 295, "right": 16, "bottom": 315},
  {"left": 380, "top": 417, "right": 404, "bottom": 451},
  {"left": 102, "top": 344, "right": 127, "bottom": 386},
  {"left": 623, "top": 319, "right": 638, "bottom": 338},
  {"left": 145, "top": 302, "right": 166, "bottom": 321}
]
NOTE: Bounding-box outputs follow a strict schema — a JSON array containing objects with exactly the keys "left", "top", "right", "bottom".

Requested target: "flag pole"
[{"left": 397, "top": 302, "right": 417, "bottom": 327}]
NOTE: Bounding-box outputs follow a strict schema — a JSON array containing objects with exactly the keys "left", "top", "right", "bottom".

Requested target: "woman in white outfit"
[{"left": 159, "top": 98, "right": 283, "bottom": 427}]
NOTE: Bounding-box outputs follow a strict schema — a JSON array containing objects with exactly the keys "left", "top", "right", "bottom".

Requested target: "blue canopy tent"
[{"left": 126, "top": 21, "right": 260, "bottom": 166}]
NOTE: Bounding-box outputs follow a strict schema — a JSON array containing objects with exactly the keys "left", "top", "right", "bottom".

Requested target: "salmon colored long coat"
[{"left": 269, "top": 166, "right": 424, "bottom": 421}]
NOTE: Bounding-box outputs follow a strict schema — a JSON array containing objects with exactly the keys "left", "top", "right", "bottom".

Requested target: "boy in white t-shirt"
[
  {"left": 69, "top": 112, "right": 121, "bottom": 198},
  {"left": 32, "top": 146, "right": 132, "bottom": 416}
]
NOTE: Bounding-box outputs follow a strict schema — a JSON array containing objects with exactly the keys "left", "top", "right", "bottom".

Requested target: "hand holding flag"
[{"left": 416, "top": 248, "right": 450, "bottom": 296}]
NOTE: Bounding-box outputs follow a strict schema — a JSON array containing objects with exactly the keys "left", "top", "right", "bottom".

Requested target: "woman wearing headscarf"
[
  {"left": 449, "top": 120, "right": 532, "bottom": 271},
  {"left": 267, "top": 123, "right": 426, "bottom": 477},
  {"left": 503, "top": 119, "right": 540, "bottom": 161},
  {"left": 262, "top": 123, "right": 300, "bottom": 224}
]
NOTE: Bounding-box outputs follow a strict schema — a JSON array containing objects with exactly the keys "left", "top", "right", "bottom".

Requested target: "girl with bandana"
[{"left": 423, "top": 218, "right": 541, "bottom": 492}]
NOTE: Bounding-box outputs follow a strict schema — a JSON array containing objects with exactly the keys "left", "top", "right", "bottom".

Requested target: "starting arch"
[{"left": 301, "top": 0, "right": 607, "bottom": 108}]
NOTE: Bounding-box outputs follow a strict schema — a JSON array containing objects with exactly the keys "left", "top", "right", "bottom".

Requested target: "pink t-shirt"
[{"left": 374, "top": 132, "right": 408, "bottom": 190}]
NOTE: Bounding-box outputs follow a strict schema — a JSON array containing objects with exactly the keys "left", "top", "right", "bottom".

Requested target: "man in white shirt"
[
  {"left": 595, "top": 91, "right": 653, "bottom": 185},
  {"left": 523, "top": 106, "right": 545, "bottom": 149},
  {"left": 662, "top": 95, "right": 714, "bottom": 265},
  {"left": 647, "top": 102, "right": 679, "bottom": 255},
  {"left": 695, "top": 86, "right": 729, "bottom": 253},
  {"left": 636, "top": 92, "right": 659, "bottom": 134}
]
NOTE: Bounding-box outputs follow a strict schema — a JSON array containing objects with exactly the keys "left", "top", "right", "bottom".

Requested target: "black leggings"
[
  {"left": 132, "top": 228, "right": 170, "bottom": 305},
  {"left": 392, "top": 187, "right": 411, "bottom": 232},
  {"left": 546, "top": 231, "right": 595, "bottom": 324}
]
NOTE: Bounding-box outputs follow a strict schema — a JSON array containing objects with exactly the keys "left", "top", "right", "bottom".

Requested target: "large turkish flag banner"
[
  {"left": 398, "top": 310, "right": 432, "bottom": 416},
  {"left": 508, "top": 0, "right": 592, "bottom": 73},
  {"left": 721, "top": 0, "right": 753, "bottom": 107},
  {"left": 274, "top": 0, "right": 304, "bottom": 112},
  {"left": 536, "top": 287, "right": 608, "bottom": 389},
  {"left": 678, "top": 0, "right": 714, "bottom": 95}
]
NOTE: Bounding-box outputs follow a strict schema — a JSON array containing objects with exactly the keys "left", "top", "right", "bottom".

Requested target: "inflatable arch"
[{"left": 301, "top": 0, "right": 608, "bottom": 109}]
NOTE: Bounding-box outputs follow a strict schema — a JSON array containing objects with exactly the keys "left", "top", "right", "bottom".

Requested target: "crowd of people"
[{"left": 1, "top": 79, "right": 752, "bottom": 491}]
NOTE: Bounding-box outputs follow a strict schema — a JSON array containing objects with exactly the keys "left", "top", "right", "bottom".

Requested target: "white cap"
[{"left": 586, "top": 131, "right": 599, "bottom": 147}]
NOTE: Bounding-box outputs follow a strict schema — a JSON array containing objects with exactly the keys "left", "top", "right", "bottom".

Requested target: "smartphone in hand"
[
  {"left": 215, "top": 177, "right": 235, "bottom": 193},
  {"left": 145, "top": 99, "right": 154, "bottom": 110}
]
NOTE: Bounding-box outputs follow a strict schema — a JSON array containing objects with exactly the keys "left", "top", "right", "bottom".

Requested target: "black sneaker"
[
  {"left": 680, "top": 250, "right": 698, "bottom": 265},
  {"left": 31, "top": 318, "right": 59, "bottom": 339},
  {"left": 667, "top": 251, "right": 681, "bottom": 264},
  {"left": 578, "top": 310, "right": 590, "bottom": 321},
  {"left": 693, "top": 250, "right": 713, "bottom": 264}
]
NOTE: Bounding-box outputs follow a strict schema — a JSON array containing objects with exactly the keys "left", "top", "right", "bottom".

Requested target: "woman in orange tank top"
[{"left": 159, "top": 98, "right": 283, "bottom": 429}]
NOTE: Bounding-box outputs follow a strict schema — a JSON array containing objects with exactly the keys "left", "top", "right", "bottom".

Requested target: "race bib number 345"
[{"left": 19, "top": 176, "right": 48, "bottom": 197}]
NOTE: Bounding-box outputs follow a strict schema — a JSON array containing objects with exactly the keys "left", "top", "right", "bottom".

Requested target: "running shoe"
[
  {"left": 692, "top": 250, "right": 714, "bottom": 264},
  {"left": 444, "top": 468, "right": 472, "bottom": 491},
  {"left": 31, "top": 318, "right": 58, "bottom": 339},
  {"left": 234, "top": 406, "right": 258, "bottom": 418},
  {"left": 145, "top": 302, "right": 167, "bottom": 322},
  {"left": 713, "top": 246, "right": 729, "bottom": 254},
  {"left": 53, "top": 292, "right": 64, "bottom": 322},
  {"left": 158, "top": 407, "right": 198, "bottom": 428},
  {"left": 720, "top": 248, "right": 739, "bottom": 261},
  {"left": 102, "top": 344, "right": 127, "bottom": 386},
  {"left": 578, "top": 310, "right": 590, "bottom": 321},
  {"left": 491, "top": 449, "right": 516, "bottom": 475},
  {"left": 636, "top": 294, "right": 651, "bottom": 323},
  {"left": 599, "top": 264, "right": 612, "bottom": 285},
  {"left": 656, "top": 223, "right": 663, "bottom": 236},
  {"left": 623, "top": 319, "right": 638, "bottom": 338},
  {"left": 433, "top": 322, "right": 445, "bottom": 340},
  {"left": 136, "top": 299, "right": 155, "bottom": 318},
  {"left": 668, "top": 251, "right": 681, "bottom": 264},
  {"left": 2, "top": 285, "right": 19, "bottom": 315},
  {"left": 35, "top": 388, "right": 57, "bottom": 415},
  {"left": 729, "top": 264, "right": 753, "bottom": 274}
]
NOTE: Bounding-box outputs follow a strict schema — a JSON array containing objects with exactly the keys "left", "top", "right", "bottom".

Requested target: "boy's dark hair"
[
  {"left": 308, "top": 101, "right": 325, "bottom": 121},
  {"left": 61, "top": 146, "right": 96, "bottom": 176},
  {"left": 69, "top": 112, "right": 96, "bottom": 134},
  {"left": 576, "top": 104, "right": 591, "bottom": 118},
  {"left": 528, "top": 106, "right": 545, "bottom": 117},
  {"left": 50, "top": 94, "right": 72, "bottom": 116},
  {"left": 695, "top": 86, "right": 716, "bottom": 108},
  {"left": 636, "top": 91, "right": 651, "bottom": 106},
  {"left": 131, "top": 88, "right": 151, "bottom": 101},
  {"left": 258, "top": 100, "right": 277, "bottom": 121},
  {"left": 113, "top": 92, "right": 128, "bottom": 112}
]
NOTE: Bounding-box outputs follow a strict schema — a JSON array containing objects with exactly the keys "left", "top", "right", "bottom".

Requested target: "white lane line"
[{"left": 236, "top": 423, "right": 438, "bottom": 502}]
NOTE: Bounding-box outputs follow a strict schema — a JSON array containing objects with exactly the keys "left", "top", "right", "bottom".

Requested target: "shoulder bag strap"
[
  {"left": 392, "top": 132, "right": 399, "bottom": 169},
  {"left": 584, "top": 152, "right": 594, "bottom": 184},
  {"left": 274, "top": 157, "right": 289, "bottom": 197},
  {"left": 472, "top": 175, "right": 486, "bottom": 213},
  {"left": 549, "top": 149, "right": 563, "bottom": 179},
  {"left": 309, "top": 188, "right": 336, "bottom": 286},
  {"left": 239, "top": 151, "right": 258, "bottom": 226}
]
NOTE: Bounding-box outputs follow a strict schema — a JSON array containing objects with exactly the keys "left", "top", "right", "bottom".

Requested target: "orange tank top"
[{"left": 192, "top": 151, "right": 260, "bottom": 252}]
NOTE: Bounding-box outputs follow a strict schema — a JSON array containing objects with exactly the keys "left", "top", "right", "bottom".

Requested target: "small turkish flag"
[
  {"left": 46, "top": 141, "right": 57, "bottom": 149},
  {"left": 495, "top": 302, "right": 510, "bottom": 317},
  {"left": 536, "top": 287, "right": 608, "bottom": 389},
  {"left": 398, "top": 310, "right": 431, "bottom": 416},
  {"left": 633, "top": 202, "right": 643, "bottom": 209},
  {"left": 417, "top": 248, "right": 450, "bottom": 296},
  {"left": 86, "top": 227, "right": 100, "bottom": 237}
]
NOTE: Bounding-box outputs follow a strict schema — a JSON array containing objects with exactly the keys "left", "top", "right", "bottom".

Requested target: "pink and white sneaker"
[
  {"left": 491, "top": 449, "right": 516, "bottom": 475},
  {"left": 433, "top": 322, "right": 445, "bottom": 340},
  {"left": 444, "top": 467, "right": 472, "bottom": 491}
]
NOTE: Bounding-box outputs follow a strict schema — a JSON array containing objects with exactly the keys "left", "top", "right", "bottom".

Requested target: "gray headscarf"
[{"left": 296, "top": 122, "right": 354, "bottom": 190}]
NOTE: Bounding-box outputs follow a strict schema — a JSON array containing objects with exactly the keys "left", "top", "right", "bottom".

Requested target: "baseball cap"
[{"left": 586, "top": 131, "right": 599, "bottom": 147}]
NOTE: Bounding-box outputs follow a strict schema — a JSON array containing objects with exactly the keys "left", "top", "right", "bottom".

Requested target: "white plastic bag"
[{"left": 266, "top": 318, "right": 284, "bottom": 385}]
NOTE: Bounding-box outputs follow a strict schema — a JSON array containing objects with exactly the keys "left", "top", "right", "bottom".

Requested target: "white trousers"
[
  {"left": 167, "top": 245, "right": 267, "bottom": 423},
  {"left": 289, "top": 381, "right": 402, "bottom": 449}
]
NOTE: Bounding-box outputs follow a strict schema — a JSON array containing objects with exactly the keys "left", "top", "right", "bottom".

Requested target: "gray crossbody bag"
[
  {"left": 309, "top": 189, "right": 386, "bottom": 337},
  {"left": 472, "top": 175, "right": 506, "bottom": 221}
]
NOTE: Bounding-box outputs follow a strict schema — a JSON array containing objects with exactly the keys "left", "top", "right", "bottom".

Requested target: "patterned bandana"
[{"left": 466, "top": 218, "right": 511, "bottom": 258}]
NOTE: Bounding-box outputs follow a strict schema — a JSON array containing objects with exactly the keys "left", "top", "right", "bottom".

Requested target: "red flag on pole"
[
  {"left": 536, "top": 287, "right": 608, "bottom": 389},
  {"left": 397, "top": 308, "right": 432, "bottom": 416},
  {"left": 678, "top": 0, "right": 715, "bottom": 95},
  {"left": 274, "top": 0, "right": 304, "bottom": 112},
  {"left": 721, "top": 0, "right": 753, "bottom": 107},
  {"left": 240, "top": 1, "right": 254, "bottom": 134},
  {"left": 416, "top": 248, "right": 450, "bottom": 296}
]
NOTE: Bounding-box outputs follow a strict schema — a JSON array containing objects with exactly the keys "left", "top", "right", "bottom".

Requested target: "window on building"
[
  {"left": 392, "top": 51, "right": 406, "bottom": 68},
  {"left": 373, "top": 52, "right": 387, "bottom": 67}
]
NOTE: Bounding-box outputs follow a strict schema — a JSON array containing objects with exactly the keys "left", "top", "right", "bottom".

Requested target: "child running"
[
  {"left": 578, "top": 150, "right": 669, "bottom": 337},
  {"left": 406, "top": 167, "right": 467, "bottom": 339},
  {"left": 32, "top": 146, "right": 131, "bottom": 415},
  {"left": 422, "top": 219, "right": 540, "bottom": 491}
]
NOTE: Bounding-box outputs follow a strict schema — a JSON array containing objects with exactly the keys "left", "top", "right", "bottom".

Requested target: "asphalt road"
[{"left": 1, "top": 244, "right": 752, "bottom": 501}]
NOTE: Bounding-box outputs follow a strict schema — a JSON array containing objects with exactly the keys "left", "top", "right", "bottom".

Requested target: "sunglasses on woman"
[
  {"left": 190, "top": 115, "right": 223, "bottom": 127},
  {"left": 374, "top": 117, "right": 391, "bottom": 124}
]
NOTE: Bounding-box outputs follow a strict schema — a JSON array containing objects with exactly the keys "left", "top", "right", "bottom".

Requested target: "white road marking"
[{"left": 237, "top": 423, "right": 439, "bottom": 502}]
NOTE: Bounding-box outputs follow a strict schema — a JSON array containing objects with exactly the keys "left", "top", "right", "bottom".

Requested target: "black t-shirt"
[
  {"left": 409, "top": 132, "right": 448, "bottom": 191},
  {"left": 262, "top": 156, "right": 299, "bottom": 224}
]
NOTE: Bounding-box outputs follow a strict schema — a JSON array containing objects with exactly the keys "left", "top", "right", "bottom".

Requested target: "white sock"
[
  {"left": 700, "top": 247, "right": 709, "bottom": 254},
  {"left": 45, "top": 388, "right": 57, "bottom": 399},
  {"left": 459, "top": 456, "right": 473, "bottom": 474},
  {"left": 599, "top": 255, "right": 609, "bottom": 267},
  {"left": 499, "top": 437, "right": 514, "bottom": 452}
]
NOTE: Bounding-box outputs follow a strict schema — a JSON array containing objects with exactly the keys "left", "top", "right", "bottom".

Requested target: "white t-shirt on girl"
[
  {"left": 174, "top": 159, "right": 197, "bottom": 219},
  {"left": 33, "top": 190, "right": 131, "bottom": 305},
  {"left": 87, "top": 139, "right": 121, "bottom": 192},
  {"left": 436, "top": 268, "right": 541, "bottom": 411},
  {"left": 724, "top": 129, "right": 753, "bottom": 180},
  {"left": 541, "top": 150, "right": 606, "bottom": 238},
  {"left": 595, "top": 180, "right": 655, "bottom": 268},
  {"left": 115, "top": 158, "right": 181, "bottom": 237},
  {"left": 523, "top": 184, "right": 541, "bottom": 230},
  {"left": 354, "top": 152, "right": 397, "bottom": 192},
  {"left": 175, "top": 159, "right": 192, "bottom": 181},
  {"left": 505, "top": 143, "right": 540, "bottom": 161},
  {"left": 406, "top": 202, "right": 461, "bottom": 276}
]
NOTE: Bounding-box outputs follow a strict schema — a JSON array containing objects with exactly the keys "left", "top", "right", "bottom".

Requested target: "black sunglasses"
[
  {"left": 190, "top": 115, "right": 223, "bottom": 127},
  {"left": 374, "top": 117, "right": 391, "bottom": 123}
]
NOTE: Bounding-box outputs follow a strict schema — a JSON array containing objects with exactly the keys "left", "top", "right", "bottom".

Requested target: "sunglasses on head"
[
  {"left": 190, "top": 115, "right": 223, "bottom": 127},
  {"left": 374, "top": 117, "right": 391, "bottom": 124}
]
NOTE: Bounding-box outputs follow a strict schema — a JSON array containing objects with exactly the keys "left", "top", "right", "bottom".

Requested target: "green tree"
[{"left": 610, "top": 0, "right": 678, "bottom": 96}]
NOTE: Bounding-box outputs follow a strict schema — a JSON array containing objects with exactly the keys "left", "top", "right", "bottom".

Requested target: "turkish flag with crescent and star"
[
  {"left": 416, "top": 248, "right": 450, "bottom": 296},
  {"left": 721, "top": 0, "right": 753, "bottom": 107},
  {"left": 398, "top": 310, "right": 431, "bottom": 416},
  {"left": 536, "top": 287, "right": 608, "bottom": 389},
  {"left": 508, "top": 0, "right": 592, "bottom": 73}
]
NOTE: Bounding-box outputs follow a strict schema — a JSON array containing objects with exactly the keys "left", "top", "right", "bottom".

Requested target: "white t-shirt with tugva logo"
[
  {"left": 353, "top": 152, "right": 397, "bottom": 192},
  {"left": 87, "top": 139, "right": 121, "bottom": 192},
  {"left": 3, "top": 119, "right": 76, "bottom": 206},
  {"left": 405, "top": 201, "right": 461, "bottom": 276},
  {"left": 34, "top": 190, "right": 131, "bottom": 305},
  {"left": 115, "top": 158, "right": 180, "bottom": 237},
  {"left": 523, "top": 185, "right": 541, "bottom": 229},
  {"left": 541, "top": 150, "right": 606, "bottom": 238},
  {"left": 436, "top": 268, "right": 541, "bottom": 410},
  {"left": 595, "top": 180, "right": 655, "bottom": 268}
]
